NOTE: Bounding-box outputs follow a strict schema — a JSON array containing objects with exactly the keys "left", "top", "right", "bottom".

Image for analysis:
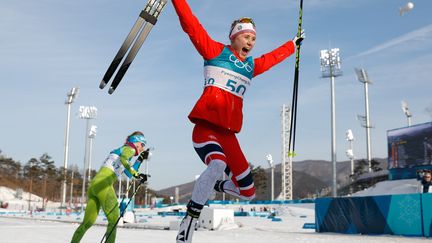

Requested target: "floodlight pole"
[
  {"left": 401, "top": 100, "right": 412, "bottom": 127},
  {"left": 175, "top": 187, "right": 179, "bottom": 204},
  {"left": 144, "top": 159, "right": 149, "bottom": 207},
  {"left": 87, "top": 125, "right": 97, "bottom": 185},
  {"left": 407, "top": 115, "right": 412, "bottom": 127},
  {"left": 349, "top": 140, "right": 354, "bottom": 176},
  {"left": 62, "top": 87, "right": 79, "bottom": 209},
  {"left": 266, "top": 154, "right": 275, "bottom": 201},
  {"left": 70, "top": 168, "right": 74, "bottom": 207},
  {"left": 79, "top": 106, "right": 97, "bottom": 212},
  {"left": 320, "top": 48, "right": 342, "bottom": 197},
  {"left": 355, "top": 68, "right": 372, "bottom": 172},
  {"left": 345, "top": 129, "right": 355, "bottom": 179}
]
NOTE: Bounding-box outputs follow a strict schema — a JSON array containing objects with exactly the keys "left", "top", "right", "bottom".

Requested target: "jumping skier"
[
  {"left": 172, "top": 0, "right": 305, "bottom": 242},
  {"left": 71, "top": 131, "right": 149, "bottom": 243}
]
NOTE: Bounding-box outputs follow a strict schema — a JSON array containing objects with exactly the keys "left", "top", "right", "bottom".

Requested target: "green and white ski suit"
[{"left": 71, "top": 144, "right": 139, "bottom": 243}]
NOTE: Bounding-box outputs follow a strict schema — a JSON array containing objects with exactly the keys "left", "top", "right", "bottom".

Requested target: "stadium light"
[
  {"left": 320, "top": 48, "right": 342, "bottom": 197},
  {"left": 62, "top": 87, "right": 79, "bottom": 209},
  {"left": 355, "top": 68, "right": 373, "bottom": 172}
]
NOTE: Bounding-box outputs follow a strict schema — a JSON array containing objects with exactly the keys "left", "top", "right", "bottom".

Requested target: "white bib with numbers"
[
  {"left": 102, "top": 153, "right": 124, "bottom": 178},
  {"left": 203, "top": 65, "right": 251, "bottom": 98}
]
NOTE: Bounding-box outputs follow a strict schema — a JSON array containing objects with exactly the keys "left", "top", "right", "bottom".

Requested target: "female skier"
[
  {"left": 172, "top": 0, "right": 304, "bottom": 242},
  {"left": 71, "top": 131, "right": 149, "bottom": 243}
]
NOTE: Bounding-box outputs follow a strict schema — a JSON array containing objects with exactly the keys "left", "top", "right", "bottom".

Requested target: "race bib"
[
  {"left": 204, "top": 66, "right": 251, "bottom": 98},
  {"left": 102, "top": 153, "right": 124, "bottom": 178}
]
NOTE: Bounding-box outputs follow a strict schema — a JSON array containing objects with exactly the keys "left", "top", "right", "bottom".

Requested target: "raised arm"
[
  {"left": 172, "top": 0, "right": 224, "bottom": 60},
  {"left": 253, "top": 40, "right": 296, "bottom": 77}
]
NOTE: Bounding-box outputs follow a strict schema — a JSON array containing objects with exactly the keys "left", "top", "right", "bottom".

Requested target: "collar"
[
  {"left": 125, "top": 142, "right": 139, "bottom": 156},
  {"left": 227, "top": 45, "right": 245, "bottom": 62}
]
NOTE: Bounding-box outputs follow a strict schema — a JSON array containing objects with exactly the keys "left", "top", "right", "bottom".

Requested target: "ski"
[
  {"left": 99, "top": 0, "right": 168, "bottom": 94},
  {"left": 99, "top": 0, "right": 157, "bottom": 90}
]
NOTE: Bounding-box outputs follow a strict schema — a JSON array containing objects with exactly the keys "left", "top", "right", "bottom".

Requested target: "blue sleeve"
[{"left": 124, "top": 160, "right": 142, "bottom": 179}]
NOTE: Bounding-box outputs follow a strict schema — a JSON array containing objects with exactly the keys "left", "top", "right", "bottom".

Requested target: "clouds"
[{"left": 350, "top": 24, "right": 432, "bottom": 59}]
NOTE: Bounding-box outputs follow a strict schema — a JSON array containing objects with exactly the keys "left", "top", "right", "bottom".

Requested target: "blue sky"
[{"left": 1, "top": 0, "right": 431, "bottom": 190}]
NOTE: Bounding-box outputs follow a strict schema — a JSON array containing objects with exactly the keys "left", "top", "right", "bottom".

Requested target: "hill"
[
  {"left": 156, "top": 158, "right": 388, "bottom": 203},
  {"left": 0, "top": 152, "right": 388, "bottom": 204}
]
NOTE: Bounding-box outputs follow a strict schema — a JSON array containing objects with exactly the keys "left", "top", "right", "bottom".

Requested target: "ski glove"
[
  {"left": 131, "top": 170, "right": 139, "bottom": 178},
  {"left": 293, "top": 29, "right": 305, "bottom": 46},
  {"left": 135, "top": 173, "right": 149, "bottom": 183},
  {"left": 137, "top": 149, "right": 150, "bottom": 162}
]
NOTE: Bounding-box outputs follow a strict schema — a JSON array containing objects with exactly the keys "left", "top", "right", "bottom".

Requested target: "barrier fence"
[{"left": 315, "top": 193, "right": 432, "bottom": 237}]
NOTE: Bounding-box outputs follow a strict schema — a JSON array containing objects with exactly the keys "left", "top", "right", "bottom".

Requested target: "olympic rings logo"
[{"left": 229, "top": 54, "right": 253, "bottom": 73}]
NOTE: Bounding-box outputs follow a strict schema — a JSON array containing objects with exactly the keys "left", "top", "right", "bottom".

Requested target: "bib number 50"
[{"left": 226, "top": 79, "right": 246, "bottom": 96}]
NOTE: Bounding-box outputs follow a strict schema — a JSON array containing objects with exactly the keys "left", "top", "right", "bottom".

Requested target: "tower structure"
[{"left": 281, "top": 104, "right": 293, "bottom": 200}]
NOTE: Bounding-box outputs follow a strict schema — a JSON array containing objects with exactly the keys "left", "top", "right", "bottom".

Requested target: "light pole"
[
  {"left": 345, "top": 129, "right": 355, "bottom": 180},
  {"left": 143, "top": 149, "right": 153, "bottom": 206},
  {"left": 28, "top": 159, "right": 35, "bottom": 212},
  {"left": 266, "top": 154, "right": 275, "bottom": 201},
  {"left": 87, "top": 125, "right": 97, "bottom": 185},
  {"left": 401, "top": 100, "right": 412, "bottom": 127},
  {"left": 144, "top": 159, "right": 149, "bottom": 207},
  {"left": 62, "top": 87, "right": 79, "bottom": 208},
  {"left": 79, "top": 106, "right": 97, "bottom": 212},
  {"left": 355, "top": 68, "right": 373, "bottom": 172},
  {"left": 320, "top": 48, "right": 342, "bottom": 197},
  {"left": 69, "top": 166, "right": 75, "bottom": 207}
]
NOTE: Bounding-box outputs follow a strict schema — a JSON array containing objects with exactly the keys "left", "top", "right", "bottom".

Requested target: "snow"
[
  {"left": 0, "top": 186, "right": 61, "bottom": 211},
  {"left": 0, "top": 182, "right": 429, "bottom": 243},
  {"left": 352, "top": 179, "right": 420, "bottom": 197}
]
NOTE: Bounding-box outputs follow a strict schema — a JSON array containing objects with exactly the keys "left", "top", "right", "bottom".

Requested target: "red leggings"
[{"left": 192, "top": 122, "right": 255, "bottom": 199}]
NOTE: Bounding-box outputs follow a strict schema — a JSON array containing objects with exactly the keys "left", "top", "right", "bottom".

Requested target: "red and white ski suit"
[{"left": 173, "top": 0, "right": 296, "bottom": 200}]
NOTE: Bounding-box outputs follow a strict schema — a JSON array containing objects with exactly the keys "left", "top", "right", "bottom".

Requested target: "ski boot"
[{"left": 176, "top": 200, "right": 203, "bottom": 243}]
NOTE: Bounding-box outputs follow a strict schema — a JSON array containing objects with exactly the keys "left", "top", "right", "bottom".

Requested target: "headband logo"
[{"left": 237, "top": 25, "right": 242, "bottom": 31}]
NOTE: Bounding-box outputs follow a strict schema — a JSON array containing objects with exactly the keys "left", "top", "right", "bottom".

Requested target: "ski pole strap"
[{"left": 140, "top": 10, "right": 158, "bottom": 25}]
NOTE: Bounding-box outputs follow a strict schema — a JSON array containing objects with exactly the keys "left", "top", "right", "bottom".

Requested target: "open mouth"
[{"left": 242, "top": 47, "right": 250, "bottom": 54}]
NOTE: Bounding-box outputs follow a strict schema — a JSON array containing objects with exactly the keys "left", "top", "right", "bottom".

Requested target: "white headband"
[{"left": 229, "top": 22, "right": 256, "bottom": 40}]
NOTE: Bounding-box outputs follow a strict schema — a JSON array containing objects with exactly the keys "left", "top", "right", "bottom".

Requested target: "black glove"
[
  {"left": 293, "top": 29, "right": 305, "bottom": 46},
  {"left": 137, "top": 149, "right": 150, "bottom": 162},
  {"left": 135, "top": 173, "right": 149, "bottom": 183}
]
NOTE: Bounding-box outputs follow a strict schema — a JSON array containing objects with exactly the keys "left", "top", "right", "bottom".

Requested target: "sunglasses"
[
  {"left": 230, "top": 17, "right": 256, "bottom": 30},
  {"left": 237, "top": 17, "right": 255, "bottom": 27}
]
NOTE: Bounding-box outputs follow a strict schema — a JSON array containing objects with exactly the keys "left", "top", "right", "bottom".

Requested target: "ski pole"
[
  {"left": 101, "top": 176, "right": 148, "bottom": 243},
  {"left": 288, "top": 0, "right": 303, "bottom": 158},
  {"left": 118, "top": 181, "right": 135, "bottom": 211}
]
